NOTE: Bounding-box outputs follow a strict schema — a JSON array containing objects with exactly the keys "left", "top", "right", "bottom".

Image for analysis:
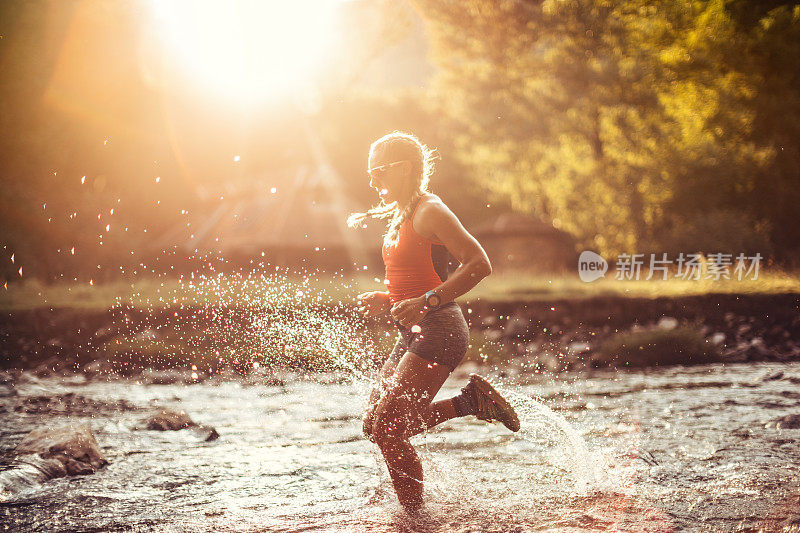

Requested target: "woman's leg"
[
  {"left": 407, "top": 398, "right": 459, "bottom": 437},
  {"left": 363, "top": 337, "right": 405, "bottom": 441},
  {"left": 371, "top": 352, "right": 452, "bottom": 509},
  {"left": 403, "top": 375, "right": 522, "bottom": 437}
]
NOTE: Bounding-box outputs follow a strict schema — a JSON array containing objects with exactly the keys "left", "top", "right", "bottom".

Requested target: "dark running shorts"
[{"left": 387, "top": 301, "right": 470, "bottom": 371}]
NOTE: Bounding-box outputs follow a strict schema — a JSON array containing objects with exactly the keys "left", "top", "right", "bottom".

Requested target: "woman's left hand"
[{"left": 390, "top": 296, "right": 428, "bottom": 328}]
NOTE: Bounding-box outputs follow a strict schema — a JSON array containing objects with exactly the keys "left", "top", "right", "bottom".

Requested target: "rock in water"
[
  {"left": 0, "top": 423, "right": 108, "bottom": 501},
  {"left": 197, "top": 426, "right": 220, "bottom": 442},
  {"left": 145, "top": 408, "right": 220, "bottom": 441},
  {"left": 147, "top": 408, "right": 195, "bottom": 430},
  {"left": 766, "top": 414, "right": 800, "bottom": 430},
  {"left": 14, "top": 422, "right": 108, "bottom": 475}
]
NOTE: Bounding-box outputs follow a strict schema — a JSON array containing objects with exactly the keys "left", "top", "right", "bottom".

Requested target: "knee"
[{"left": 371, "top": 411, "right": 407, "bottom": 449}]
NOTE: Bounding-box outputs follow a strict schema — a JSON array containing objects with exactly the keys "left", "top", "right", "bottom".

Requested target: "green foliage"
[
  {"left": 596, "top": 323, "right": 720, "bottom": 367},
  {"left": 314, "top": 88, "right": 500, "bottom": 227},
  {"left": 412, "top": 0, "right": 800, "bottom": 261}
]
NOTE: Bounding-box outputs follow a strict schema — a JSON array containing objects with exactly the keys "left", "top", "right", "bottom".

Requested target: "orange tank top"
[{"left": 382, "top": 195, "right": 451, "bottom": 305}]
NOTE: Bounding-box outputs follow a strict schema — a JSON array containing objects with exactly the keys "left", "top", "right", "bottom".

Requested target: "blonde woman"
[{"left": 350, "top": 131, "right": 520, "bottom": 511}]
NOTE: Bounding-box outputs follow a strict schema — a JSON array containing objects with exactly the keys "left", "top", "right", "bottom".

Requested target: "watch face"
[{"left": 428, "top": 294, "right": 441, "bottom": 307}]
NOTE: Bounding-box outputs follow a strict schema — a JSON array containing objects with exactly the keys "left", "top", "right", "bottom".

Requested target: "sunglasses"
[{"left": 367, "top": 160, "right": 408, "bottom": 179}]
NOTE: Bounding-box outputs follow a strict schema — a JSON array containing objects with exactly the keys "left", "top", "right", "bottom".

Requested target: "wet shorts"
[{"left": 387, "top": 301, "right": 470, "bottom": 371}]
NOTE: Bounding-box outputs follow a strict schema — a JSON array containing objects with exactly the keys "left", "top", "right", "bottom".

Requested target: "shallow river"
[{"left": 2, "top": 362, "right": 800, "bottom": 532}]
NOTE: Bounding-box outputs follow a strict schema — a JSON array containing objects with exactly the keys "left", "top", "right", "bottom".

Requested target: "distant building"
[
  {"left": 155, "top": 120, "right": 385, "bottom": 273},
  {"left": 471, "top": 213, "right": 578, "bottom": 273},
  {"left": 156, "top": 188, "right": 383, "bottom": 272}
]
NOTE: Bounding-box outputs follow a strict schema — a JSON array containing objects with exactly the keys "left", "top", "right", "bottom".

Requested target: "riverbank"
[
  {"left": 1, "top": 293, "right": 798, "bottom": 377},
  {"left": 3, "top": 269, "right": 799, "bottom": 312}
]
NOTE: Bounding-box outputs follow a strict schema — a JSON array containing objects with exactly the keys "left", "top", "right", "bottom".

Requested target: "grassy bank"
[{"left": 1, "top": 268, "right": 799, "bottom": 311}]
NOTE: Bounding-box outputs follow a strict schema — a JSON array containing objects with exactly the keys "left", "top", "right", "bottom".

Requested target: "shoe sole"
[{"left": 470, "top": 374, "right": 521, "bottom": 432}]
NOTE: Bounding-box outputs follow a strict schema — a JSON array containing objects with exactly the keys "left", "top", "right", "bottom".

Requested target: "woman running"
[{"left": 349, "top": 131, "right": 521, "bottom": 511}]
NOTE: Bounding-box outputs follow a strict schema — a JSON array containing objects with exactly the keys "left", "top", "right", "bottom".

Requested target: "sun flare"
[{"left": 151, "top": 0, "right": 340, "bottom": 103}]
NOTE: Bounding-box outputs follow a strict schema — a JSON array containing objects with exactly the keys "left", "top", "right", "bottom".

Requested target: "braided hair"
[{"left": 347, "top": 131, "right": 438, "bottom": 248}]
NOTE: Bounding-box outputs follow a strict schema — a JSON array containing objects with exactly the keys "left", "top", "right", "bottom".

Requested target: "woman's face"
[{"left": 368, "top": 149, "right": 409, "bottom": 203}]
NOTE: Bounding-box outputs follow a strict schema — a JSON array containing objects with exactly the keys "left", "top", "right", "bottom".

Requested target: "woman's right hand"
[{"left": 356, "top": 291, "right": 390, "bottom": 317}]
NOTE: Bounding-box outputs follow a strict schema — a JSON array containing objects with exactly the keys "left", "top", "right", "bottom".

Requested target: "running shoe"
[{"left": 462, "top": 374, "right": 521, "bottom": 432}]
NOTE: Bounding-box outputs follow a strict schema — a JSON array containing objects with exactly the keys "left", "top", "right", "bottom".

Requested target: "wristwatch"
[{"left": 424, "top": 290, "right": 441, "bottom": 309}]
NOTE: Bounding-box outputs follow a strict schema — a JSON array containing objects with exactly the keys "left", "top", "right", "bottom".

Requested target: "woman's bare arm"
[{"left": 413, "top": 196, "right": 491, "bottom": 306}]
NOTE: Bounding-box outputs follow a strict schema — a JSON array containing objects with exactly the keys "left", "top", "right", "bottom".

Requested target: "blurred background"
[{"left": 1, "top": 0, "right": 799, "bottom": 285}]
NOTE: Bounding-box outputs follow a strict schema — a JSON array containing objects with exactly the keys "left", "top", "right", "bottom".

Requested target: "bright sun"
[{"left": 151, "top": 0, "right": 340, "bottom": 103}]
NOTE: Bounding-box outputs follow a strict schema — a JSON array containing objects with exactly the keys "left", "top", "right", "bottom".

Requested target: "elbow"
[{"left": 477, "top": 258, "right": 492, "bottom": 279}]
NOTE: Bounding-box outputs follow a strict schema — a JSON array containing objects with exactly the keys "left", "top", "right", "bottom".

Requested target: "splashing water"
[
  {"left": 0, "top": 265, "right": 660, "bottom": 530},
  {"left": 114, "top": 266, "right": 383, "bottom": 381},
  {"left": 501, "top": 386, "right": 596, "bottom": 493},
  {"left": 114, "top": 265, "right": 595, "bottom": 490}
]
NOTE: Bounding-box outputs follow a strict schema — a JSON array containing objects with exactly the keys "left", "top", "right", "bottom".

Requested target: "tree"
[{"left": 411, "top": 0, "right": 800, "bottom": 261}]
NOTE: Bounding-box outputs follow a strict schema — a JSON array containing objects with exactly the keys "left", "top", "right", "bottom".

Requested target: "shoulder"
[
  {"left": 415, "top": 193, "right": 449, "bottom": 221},
  {"left": 413, "top": 193, "right": 461, "bottom": 237}
]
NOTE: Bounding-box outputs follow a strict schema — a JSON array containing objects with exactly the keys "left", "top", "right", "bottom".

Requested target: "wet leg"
[
  {"left": 371, "top": 352, "right": 451, "bottom": 509},
  {"left": 407, "top": 398, "right": 459, "bottom": 437},
  {"left": 363, "top": 339, "right": 404, "bottom": 441}
]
